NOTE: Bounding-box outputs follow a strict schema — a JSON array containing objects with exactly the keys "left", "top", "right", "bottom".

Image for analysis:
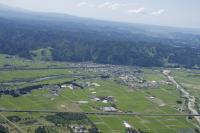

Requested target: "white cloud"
[
  {"left": 98, "top": 2, "right": 121, "bottom": 10},
  {"left": 128, "top": 8, "right": 145, "bottom": 14},
  {"left": 151, "top": 9, "right": 165, "bottom": 16},
  {"left": 77, "top": 2, "right": 95, "bottom": 8},
  {"left": 77, "top": 2, "right": 90, "bottom": 7},
  {"left": 108, "top": 3, "right": 120, "bottom": 10},
  {"left": 98, "top": 2, "right": 111, "bottom": 8}
]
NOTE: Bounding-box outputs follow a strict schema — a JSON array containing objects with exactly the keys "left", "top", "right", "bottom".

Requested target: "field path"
[{"left": 0, "top": 113, "right": 25, "bottom": 133}]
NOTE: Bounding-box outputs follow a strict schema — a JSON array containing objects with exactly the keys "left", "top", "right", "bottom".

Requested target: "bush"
[
  {"left": 7, "top": 116, "right": 21, "bottom": 123},
  {"left": 35, "top": 126, "right": 56, "bottom": 133},
  {"left": 176, "top": 100, "right": 182, "bottom": 104},
  {"left": 0, "top": 125, "right": 8, "bottom": 133},
  {"left": 45, "top": 113, "right": 89, "bottom": 125}
]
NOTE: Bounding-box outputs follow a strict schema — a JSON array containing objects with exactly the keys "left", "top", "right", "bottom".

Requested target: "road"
[
  {"left": 0, "top": 73, "right": 103, "bottom": 86},
  {"left": 0, "top": 113, "right": 24, "bottom": 133},
  {"left": 0, "top": 66, "right": 110, "bottom": 71},
  {"left": 0, "top": 109, "right": 200, "bottom": 116},
  {"left": 163, "top": 70, "right": 200, "bottom": 125}
]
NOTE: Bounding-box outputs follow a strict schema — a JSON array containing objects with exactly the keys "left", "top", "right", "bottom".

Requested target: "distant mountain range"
[{"left": 0, "top": 4, "right": 200, "bottom": 67}]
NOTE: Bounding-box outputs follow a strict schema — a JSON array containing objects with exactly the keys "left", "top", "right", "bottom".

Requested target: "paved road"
[
  {"left": 0, "top": 66, "right": 110, "bottom": 71},
  {"left": 0, "top": 109, "right": 200, "bottom": 116},
  {"left": 0, "top": 73, "right": 102, "bottom": 85},
  {"left": 163, "top": 70, "right": 200, "bottom": 125}
]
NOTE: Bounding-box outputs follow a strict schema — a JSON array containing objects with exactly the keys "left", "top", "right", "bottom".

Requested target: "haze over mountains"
[{"left": 0, "top": 4, "right": 200, "bottom": 67}]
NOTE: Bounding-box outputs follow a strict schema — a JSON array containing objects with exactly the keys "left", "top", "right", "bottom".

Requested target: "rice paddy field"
[
  {"left": 0, "top": 54, "right": 199, "bottom": 133},
  {"left": 171, "top": 68, "right": 200, "bottom": 98}
]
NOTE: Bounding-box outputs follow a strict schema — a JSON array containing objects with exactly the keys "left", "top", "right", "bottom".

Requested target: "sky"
[{"left": 0, "top": 0, "right": 200, "bottom": 29}]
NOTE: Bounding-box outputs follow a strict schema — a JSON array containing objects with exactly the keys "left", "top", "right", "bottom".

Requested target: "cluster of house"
[
  {"left": 61, "top": 84, "right": 78, "bottom": 90},
  {"left": 82, "top": 64, "right": 159, "bottom": 89},
  {"left": 89, "top": 95, "right": 119, "bottom": 112},
  {"left": 101, "top": 106, "right": 118, "bottom": 112},
  {"left": 123, "top": 121, "right": 140, "bottom": 133},
  {"left": 43, "top": 85, "right": 61, "bottom": 96},
  {"left": 90, "top": 95, "right": 114, "bottom": 103},
  {"left": 61, "top": 82, "right": 100, "bottom": 90},
  {"left": 69, "top": 62, "right": 108, "bottom": 69},
  {"left": 70, "top": 124, "right": 100, "bottom": 133},
  {"left": 70, "top": 125, "right": 88, "bottom": 133},
  {"left": 70, "top": 94, "right": 119, "bottom": 127},
  {"left": 81, "top": 63, "right": 173, "bottom": 89},
  {"left": 86, "top": 82, "right": 100, "bottom": 87},
  {"left": 118, "top": 71, "right": 170, "bottom": 89},
  {"left": 0, "top": 79, "right": 101, "bottom": 97}
]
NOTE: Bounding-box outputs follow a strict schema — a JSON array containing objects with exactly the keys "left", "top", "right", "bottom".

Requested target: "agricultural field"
[
  {"left": 0, "top": 55, "right": 199, "bottom": 133},
  {"left": 0, "top": 54, "right": 68, "bottom": 69},
  {"left": 171, "top": 68, "right": 200, "bottom": 98}
]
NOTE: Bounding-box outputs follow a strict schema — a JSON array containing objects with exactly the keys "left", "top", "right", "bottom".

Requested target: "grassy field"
[
  {"left": 0, "top": 79, "right": 196, "bottom": 132},
  {"left": 142, "top": 68, "right": 166, "bottom": 81},
  {"left": 0, "top": 54, "right": 68, "bottom": 68},
  {"left": 0, "top": 69, "right": 73, "bottom": 82},
  {"left": 0, "top": 55, "right": 198, "bottom": 132},
  {"left": 171, "top": 68, "right": 200, "bottom": 98}
]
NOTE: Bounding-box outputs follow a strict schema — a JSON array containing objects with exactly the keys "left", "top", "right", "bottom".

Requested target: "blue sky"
[{"left": 0, "top": 0, "right": 200, "bottom": 28}]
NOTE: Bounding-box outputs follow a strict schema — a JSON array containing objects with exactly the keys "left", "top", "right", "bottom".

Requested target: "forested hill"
[{"left": 0, "top": 4, "right": 200, "bottom": 67}]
